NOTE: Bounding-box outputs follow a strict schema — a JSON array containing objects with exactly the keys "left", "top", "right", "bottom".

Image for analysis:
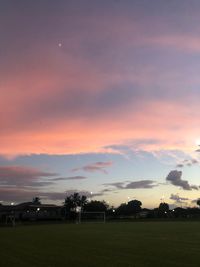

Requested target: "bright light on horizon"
[{"left": 195, "top": 139, "right": 200, "bottom": 146}]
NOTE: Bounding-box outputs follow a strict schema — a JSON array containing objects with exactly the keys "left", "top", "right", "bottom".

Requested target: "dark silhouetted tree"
[
  {"left": 116, "top": 200, "right": 142, "bottom": 216},
  {"left": 116, "top": 203, "right": 128, "bottom": 215},
  {"left": 64, "top": 192, "right": 87, "bottom": 221},
  {"left": 84, "top": 200, "right": 108, "bottom": 212},
  {"left": 197, "top": 199, "right": 200, "bottom": 207},
  {"left": 127, "top": 199, "right": 142, "bottom": 217},
  {"left": 158, "top": 202, "right": 169, "bottom": 217},
  {"left": 64, "top": 193, "right": 87, "bottom": 212},
  {"left": 159, "top": 202, "right": 169, "bottom": 212},
  {"left": 173, "top": 207, "right": 186, "bottom": 218},
  {"left": 32, "top": 197, "right": 41, "bottom": 205}
]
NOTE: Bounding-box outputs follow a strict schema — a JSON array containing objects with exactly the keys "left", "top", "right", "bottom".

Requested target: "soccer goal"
[
  {"left": 79, "top": 212, "right": 106, "bottom": 223},
  {"left": 5, "top": 215, "right": 16, "bottom": 227}
]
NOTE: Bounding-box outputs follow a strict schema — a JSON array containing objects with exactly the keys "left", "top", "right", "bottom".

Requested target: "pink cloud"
[
  {"left": 146, "top": 35, "right": 200, "bottom": 53},
  {"left": 0, "top": 97, "right": 200, "bottom": 156},
  {"left": 1, "top": 10, "right": 200, "bottom": 157}
]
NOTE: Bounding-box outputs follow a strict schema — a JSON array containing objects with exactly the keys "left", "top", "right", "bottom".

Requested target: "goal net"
[{"left": 79, "top": 212, "right": 106, "bottom": 223}]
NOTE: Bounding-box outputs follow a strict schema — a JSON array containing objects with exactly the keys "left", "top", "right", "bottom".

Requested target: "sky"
[{"left": 1, "top": 0, "right": 200, "bottom": 208}]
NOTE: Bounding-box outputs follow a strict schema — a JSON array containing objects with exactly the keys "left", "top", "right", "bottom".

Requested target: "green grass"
[{"left": 0, "top": 222, "right": 200, "bottom": 267}]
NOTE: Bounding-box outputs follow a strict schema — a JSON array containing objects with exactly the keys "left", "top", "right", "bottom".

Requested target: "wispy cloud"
[
  {"left": 51, "top": 176, "right": 87, "bottom": 181},
  {"left": 72, "top": 161, "right": 113, "bottom": 174},
  {"left": 170, "top": 193, "right": 189, "bottom": 203},
  {"left": 176, "top": 158, "right": 198, "bottom": 168},
  {"left": 105, "top": 139, "right": 163, "bottom": 154},
  {"left": 166, "top": 170, "right": 199, "bottom": 190},
  {"left": 147, "top": 35, "right": 200, "bottom": 54},
  {"left": 104, "top": 180, "right": 158, "bottom": 190},
  {"left": 103, "top": 182, "right": 125, "bottom": 189}
]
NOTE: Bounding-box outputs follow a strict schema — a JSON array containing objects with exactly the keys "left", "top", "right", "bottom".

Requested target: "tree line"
[
  {"left": 2, "top": 193, "right": 200, "bottom": 221},
  {"left": 62, "top": 192, "right": 200, "bottom": 219}
]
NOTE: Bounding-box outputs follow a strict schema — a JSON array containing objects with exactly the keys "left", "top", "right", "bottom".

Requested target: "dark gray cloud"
[
  {"left": 72, "top": 161, "right": 112, "bottom": 174},
  {"left": 104, "top": 180, "right": 158, "bottom": 190},
  {"left": 51, "top": 176, "right": 87, "bottom": 181},
  {"left": 0, "top": 187, "right": 104, "bottom": 203},
  {"left": 176, "top": 164, "right": 184, "bottom": 168},
  {"left": 170, "top": 193, "right": 189, "bottom": 203},
  {"left": 0, "top": 187, "right": 40, "bottom": 203},
  {"left": 0, "top": 166, "right": 57, "bottom": 187},
  {"left": 101, "top": 188, "right": 113, "bottom": 193},
  {"left": 41, "top": 190, "right": 104, "bottom": 200},
  {"left": 125, "top": 180, "right": 157, "bottom": 189},
  {"left": 166, "top": 170, "right": 199, "bottom": 190}
]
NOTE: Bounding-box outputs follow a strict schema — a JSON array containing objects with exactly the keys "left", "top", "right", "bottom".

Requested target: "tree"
[
  {"left": 173, "top": 207, "right": 186, "bottom": 218},
  {"left": 116, "top": 200, "right": 142, "bottom": 216},
  {"left": 64, "top": 193, "right": 87, "bottom": 212},
  {"left": 116, "top": 203, "right": 129, "bottom": 215},
  {"left": 158, "top": 202, "right": 169, "bottom": 217},
  {"left": 159, "top": 202, "right": 169, "bottom": 212},
  {"left": 197, "top": 199, "right": 200, "bottom": 207},
  {"left": 32, "top": 197, "right": 41, "bottom": 205},
  {"left": 64, "top": 193, "right": 87, "bottom": 221},
  {"left": 127, "top": 199, "right": 142, "bottom": 215},
  {"left": 84, "top": 200, "right": 108, "bottom": 212}
]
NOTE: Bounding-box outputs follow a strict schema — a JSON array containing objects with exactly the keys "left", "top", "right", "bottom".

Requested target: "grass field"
[{"left": 0, "top": 221, "right": 200, "bottom": 267}]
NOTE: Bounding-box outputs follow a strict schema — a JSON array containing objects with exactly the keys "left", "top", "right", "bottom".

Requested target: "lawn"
[{"left": 0, "top": 221, "right": 200, "bottom": 267}]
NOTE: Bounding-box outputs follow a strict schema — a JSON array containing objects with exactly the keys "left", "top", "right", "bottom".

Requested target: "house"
[{"left": 0, "top": 202, "right": 64, "bottom": 222}]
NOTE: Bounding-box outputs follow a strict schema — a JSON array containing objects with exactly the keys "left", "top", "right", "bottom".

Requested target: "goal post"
[
  {"left": 5, "top": 215, "right": 16, "bottom": 227},
  {"left": 79, "top": 211, "right": 106, "bottom": 223}
]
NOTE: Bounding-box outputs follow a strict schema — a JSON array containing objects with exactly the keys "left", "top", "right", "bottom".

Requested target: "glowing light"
[
  {"left": 58, "top": 43, "right": 62, "bottom": 47},
  {"left": 195, "top": 139, "right": 200, "bottom": 146}
]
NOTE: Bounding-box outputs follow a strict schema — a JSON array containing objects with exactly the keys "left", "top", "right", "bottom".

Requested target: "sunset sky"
[{"left": 1, "top": 0, "right": 200, "bottom": 208}]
